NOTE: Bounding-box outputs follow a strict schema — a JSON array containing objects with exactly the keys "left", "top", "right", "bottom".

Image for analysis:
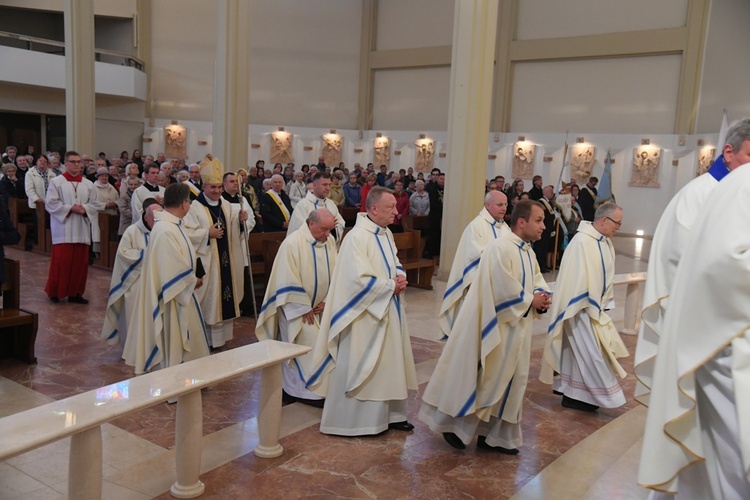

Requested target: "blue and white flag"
[{"left": 596, "top": 151, "right": 615, "bottom": 205}]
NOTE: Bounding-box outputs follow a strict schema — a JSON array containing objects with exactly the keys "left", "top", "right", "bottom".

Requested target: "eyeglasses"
[{"left": 605, "top": 217, "right": 622, "bottom": 228}]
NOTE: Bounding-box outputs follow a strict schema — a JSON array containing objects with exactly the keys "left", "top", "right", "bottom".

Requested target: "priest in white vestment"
[
  {"left": 183, "top": 157, "right": 247, "bottom": 348},
  {"left": 257, "top": 209, "right": 337, "bottom": 407},
  {"left": 438, "top": 190, "right": 508, "bottom": 340},
  {"left": 420, "top": 200, "right": 551, "bottom": 454},
  {"left": 130, "top": 183, "right": 210, "bottom": 374},
  {"left": 286, "top": 172, "right": 345, "bottom": 244},
  {"left": 307, "top": 187, "right": 418, "bottom": 436},
  {"left": 101, "top": 200, "right": 162, "bottom": 362},
  {"left": 638, "top": 163, "right": 750, "bottom": 498},
  {"left": 541, "top": 203, "right": 629, "bottom": 411},
  {"left": 634, "top": 118, "right": 750, "bottom": 406},
  {"left": 131, "top": 163, "right": 165, "bottom": 219}
]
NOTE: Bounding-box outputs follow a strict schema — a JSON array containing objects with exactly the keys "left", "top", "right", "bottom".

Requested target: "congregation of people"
[{"left": 3, "top": 116, "right": 750, "bottom": 497}]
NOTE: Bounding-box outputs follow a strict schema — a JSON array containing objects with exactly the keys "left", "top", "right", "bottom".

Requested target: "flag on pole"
[
  {"left": 596, "top": 150, "right": 615, "bottom": 205},
  {"left": 716, "top": 109, "right": 729, "bottom": 155},
  {"left": 555, "top": 140, "right": 572, "bottom": 221}
]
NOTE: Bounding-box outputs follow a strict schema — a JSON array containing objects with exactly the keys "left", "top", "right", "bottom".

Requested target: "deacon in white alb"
[
  {"left": 540, "top": 203, "right": 629, "bottom": 412},
  {"left": 131, "top": 163, "right": 165, "bottom": 219},
  {"left": 307, "top": 187, "right": 418, "bottom": 436},
  {"left": 420, "top": 200, "right": 550, "bottom": 454},
  {"left": 286, "top": 172, "right": 345, "bottom": 243},
  {"left": 439, "top": 190, "right": 508, "bottom": 339},
  {"left": 257, "top": 209, "right": 338, "bottom": 406}
]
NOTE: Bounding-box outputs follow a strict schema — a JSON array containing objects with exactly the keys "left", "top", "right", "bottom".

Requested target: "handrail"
[
  {"left": 0, "top": 339, "right": 309, "bottom": 498},
  {"left": 0, "top": 30, "right": 145, "bottom": 71}
]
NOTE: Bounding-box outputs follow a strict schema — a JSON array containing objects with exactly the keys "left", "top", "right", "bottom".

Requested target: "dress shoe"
[
  {"left": 442, "top": 432, "right": 465, "bottom": 450},
  {"left": 477, "top": 435, "right": 519, "bottom": 455},
  {"left": 49, "top": 297, "right": 59, "bottom": 303},
  {"left": 388, "top": 421, "right": 414, "bottom": 432},
  {"left": 68, "top": 295, "right": 89, "bottom": 304},
  {"left": 562, "top": 395, "right": 599, "bottom": 412},
  {"left": 552, "top": 390, "right": 563, "bottom": 396}
]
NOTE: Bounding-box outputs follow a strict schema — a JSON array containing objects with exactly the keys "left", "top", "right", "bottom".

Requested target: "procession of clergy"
[{"left": 99, "top": 118, "right": 750, "bottom": 498}]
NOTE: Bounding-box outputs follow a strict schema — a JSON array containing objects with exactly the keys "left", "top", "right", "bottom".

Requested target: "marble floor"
[{"left": 0, "top": 236, "right": 652, "bottom": 499}]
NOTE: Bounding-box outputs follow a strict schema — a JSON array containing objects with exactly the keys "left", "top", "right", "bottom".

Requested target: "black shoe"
[
  {"left": 477, "top": 436, "right": 519, "bottom": 455},
  {"left": 49, "top": 297, "right": 59, "bottom": 303},
  {"left": 553, "top": 390, "right": 563, "bottom": 396},
  {"left": 442, "top": 432, "right": 465, "bottom": 450},
  {"left": 562, "top": 395, "right": 599, "bottom": 412},
  {"left": 68, "top": 295, "right": 89, "bottom": 304},
  {"left": 541, "top": 267, "right": 552, "bottom": 273},
  {"left": 388, "top": 421, "right": 414, "bottom": 432}
]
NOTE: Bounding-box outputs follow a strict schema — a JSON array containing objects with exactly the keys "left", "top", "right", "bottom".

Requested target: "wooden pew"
[
  {"left": 393, "top": 230, "right": 434, "bottom": 290},
  {"left": 401, "top": 214, "right": 430, "bottom": 257},
  {"left": 0, "top": 259, "right": 39, "bottom": 364},
  {"left": 8, "top": 199, "right": 33, "bottom": 250},
  {"left": 248, "top": 231, "right": 286, "bottom": 303},
  {"left": 31, "top": 203, "right": 51, "bottom": 255},
  {"left": 340, "top": 207, "right": 359, "bottom": 227},
  {"left": 92, "top": 212, "right": 120, "bottom": 270}
]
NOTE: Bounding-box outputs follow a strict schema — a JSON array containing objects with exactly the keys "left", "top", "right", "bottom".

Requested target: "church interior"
[{"left": 1, "top": 0, "right": 748, "bottom": 498}]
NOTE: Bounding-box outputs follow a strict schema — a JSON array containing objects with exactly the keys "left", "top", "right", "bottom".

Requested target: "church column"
[
  {"left": 213, "top": 0, "right": 251, "bottom": 169},
  {"left": 63, "top": 0, "right": 96, "bottom": 154},
  {"left": 439, "top": 0, "right": 499, "bottom": 280}
]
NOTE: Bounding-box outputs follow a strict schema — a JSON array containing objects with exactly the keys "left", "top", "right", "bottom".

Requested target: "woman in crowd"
[
  {"left": 328, "top": 172, "right": 345, "bottom": 207},
  {"left": 287, "top": 170, "right": 307, "bottom": 209},
  {"left": 389, "top": 180, "right": 410, "bottom": 233},
  {"left": 409, "top": 179, "right": 430, "bottom": 216},
  {"left": 359, "top": 173, "right": 377, "bottom": 212},
  {"left": 343, "top": 172, "right": 361, "bottom": 208}
]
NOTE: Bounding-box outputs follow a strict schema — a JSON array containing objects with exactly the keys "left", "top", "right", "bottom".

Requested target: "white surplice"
[
  {"left": 256, "top": 223, "right": 337, "bottom": 399},
  {"left": 183, "top": 196, "right": 244, "bottom": 347},
  {"left": 45, "top": 175, "right": 99, "bottom": 245},
  {"left": 420, "top": 230, "right": 549, "bottom": 448},
  {"left": 223, "top": 193, "right": 256, "bottom": 267},
  {"left": 541, "top": 221, "right": 629, "bottom": 408},
  {"left": 639, "top": 164, "right": 750, "bottom": 498},
  {"left": 286, "top": 191, "right": 346, "bottom": 244},
  {"left": 131, "top": 183, "right": 165, "bottom": 220},
  {"left": 101, "top": 218, "right": 151, "bottom": 362},
  {"left": 306, "top": 213, "right": 417, "bottom": 436},
  {"left": 129, "top": 210, "right": 210, "bottom": 374},
  {"left": 438, "top": 207, "right": 506, "bottom": 339}
]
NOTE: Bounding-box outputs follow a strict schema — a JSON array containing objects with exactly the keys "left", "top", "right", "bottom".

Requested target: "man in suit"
[
  {"left": 534, "top": 185, "right": 557, "bottom": 272},
  {"left": 578, "top": 176, "right": 598, "bottom": 221},
  {"left": 260, "top": 174, "right": 294, "bottom": 231},
  {"left": 528, "top": 175, "right": 543, "bottom": 201}
]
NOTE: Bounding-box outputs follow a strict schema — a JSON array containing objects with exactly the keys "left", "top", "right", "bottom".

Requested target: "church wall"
[
  {"left": 372, "top": 67, "right": 451, "bottom": 131},
  {"left": 375, "top": 0, "right": 454, "bottom": 50},
  {"left": 0, "top": 0, "right": 136, "bottom": 18}
]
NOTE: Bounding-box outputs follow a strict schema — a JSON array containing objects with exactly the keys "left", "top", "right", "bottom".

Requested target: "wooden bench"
[
  {"left": 340, "top": 207, "right": 359, "bottom": 227},
  {"left": 0, "top": 259, "right": 39, "bottom": 364},
  {"left": 30, "top": 203, "right": 51, "bottom": 255},
  {"left": 8, "top": 198, "right": 33, "bottom": 250},
  {"left": 248, "top": 231, "right": 286, "bottom": 302},
  {"left": 0, "top": 340, "right": 309, "bottom": 499},
  {"left": 92, "top": 212, "right": 120, "bottom": 270},
  {"left": 393, "top": 230, "right": 434, "bottom": 290},
  {"left": 402, "top": 215, "right": 430, "bottom": 257}
]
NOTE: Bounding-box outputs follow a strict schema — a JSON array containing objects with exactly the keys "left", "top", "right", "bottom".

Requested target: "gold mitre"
[{"left": 200, "top": 155, "right": 224, "bottom": 184}]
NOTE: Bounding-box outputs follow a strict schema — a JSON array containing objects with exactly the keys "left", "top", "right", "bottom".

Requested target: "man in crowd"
[
  {"left": 541, "top": 202, "right": 629, "bottom": 412},
  {"left": 425, "top": 172, "right": 444, "bottom": 258},
  {"left": 634, "top": 118, "right": 750, "bottom": 407},
  {"left": 130, "top": 183, "right": 210, "bottom": 374},
  {"left": 221, "top": 171, "right": 256, "bottom": 317},
  {"left": 184, "top": 156, "right": 247, "bottom": 349},
  {"left": 2, "top": 146, "right": 17, "bottom": 165},
  {"left": 420, "top": 200, "right": 551, "bottom": 454},
  {"left": 439, "top": 190, "right": 508, "bottom": 339},
  {"left": 257, "top": 209, "right": 338, "bottom": 407},
  {"left": 131, "top": 163, "right": 165, "bottom": 219},
  {"left": 102, "top": 199, "right": 161, "bottom": 361},
  {"left": 528, "top": 175, "right": 543, "bottom": 200},
  {"left": 45, "top": 151, "right": 99, "bottom": 303},
  {"left": 260, "top": 174, "right": 293, "bottom": 231},
  {"left": 307, "top": 187, "right": 417, "bottom": 436},
  {"left": 577, "top": 176, "right": 598, "bottom": 221},
  {"left": 188, "top": 163, "right": 203, "bottom": 199},
  {"left": 286, "top": 172, "right": 345, "bottom": 243},
  {"left": 533, "top": 185, "right": 557, "bottom": 272},
  {"left": 638, "top": 163, "right": 750, "bottom": 499}
]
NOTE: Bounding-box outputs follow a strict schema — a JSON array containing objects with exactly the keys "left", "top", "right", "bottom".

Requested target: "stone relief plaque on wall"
[
  {"left": 270, "top": 131, "right": 294, "bottom": 164},
  {"left": 629, "top": 146, "right": 661, "bottom": 188},
  {"left": 164, "top": 125, "right": 187, "bottom": 160},
  {"left": 414, "top": 138, "right": 434, "bottom": 172},
  {"left": 512, "top": 141, "right": 535, "bottom": 179},
  {"left": 570, "top": 144, "right": 595, "bottom": 185},
  {"left": 321, "top": 133, "right": 342, "bottom": 167},
  {"left": 373, "top": 136, "right": 390, "bottom": 168},
  {"left": 696, "top": 147, "right": 715, "bottom": 176}
]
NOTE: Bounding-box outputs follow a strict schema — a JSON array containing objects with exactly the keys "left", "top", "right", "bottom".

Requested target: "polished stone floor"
[{"left": 0, "top": 237, "right": 652, "bottom": 499}]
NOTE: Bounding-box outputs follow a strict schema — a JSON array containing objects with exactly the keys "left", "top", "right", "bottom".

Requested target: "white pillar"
[
  {"left": 439, "top": 0, "right": 499, "bottom": 280},
  {"left": 170, "top": 391, "right": 205, "bottom": 498},
  {"left": 213, "top": 0, "right": 251, "bottom": 170},
  {"left": 63, "top": 0, "right": 96, "bottom": 154},
  {"left": 68, "top": 426, "right": 102, "bottom": 499},
  {"left": 254, "top": 363, "right": 284, "bottom": 458},
  {"left": 620, "top": 282, "right": 642, "bottom": 335}
]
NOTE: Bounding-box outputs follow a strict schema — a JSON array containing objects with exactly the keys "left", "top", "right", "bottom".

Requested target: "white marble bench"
[{"left": 0, "top": 339, "right": 309, "bottom": 499}]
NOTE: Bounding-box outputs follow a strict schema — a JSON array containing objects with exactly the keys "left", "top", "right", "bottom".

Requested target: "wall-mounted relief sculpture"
[
  {"left": 696, "top": 147, "right": 715, "bottom": 176},
  {"left": 373, "top": 136, "right": 390, "bottom": 168},
  {"left": 321, "top": 132, "right": 342, "bottom": 167},
  {"left": 570, "top": 144, "right": 595, "bottom": 185},
  {"left": 415, "top": 138, "right": 434, "bottom": 172},
  {"left": 629, "top": 146, "right": 661, "bottom": 188},
  {"left": 164, "top": 124, "right": 187, "bottom": 159},
  {"left": 512, "top": 141, "right": 535, "bottom": 179},
  {"left": 270, "top": 130, "right": 294, "bottom": 164}
]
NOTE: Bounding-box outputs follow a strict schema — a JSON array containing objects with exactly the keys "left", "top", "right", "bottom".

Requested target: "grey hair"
[
  {"left": 724, "top": 118, "right": 750, "bottom": 152},
  {"left": 262, "top": 178, "right": 272, "bottom": 188},
  {"left": 594, "top": 202, "right": 621, "bottom": 220},
  {"left": 176, "top": 171, "right": 189, "bottom": 182},
  {"left": 415, "top": 179, "right": 425, "bottom": 187},
  {"left": 271, "top": 174, "right": 284, "bottom": 182}
]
